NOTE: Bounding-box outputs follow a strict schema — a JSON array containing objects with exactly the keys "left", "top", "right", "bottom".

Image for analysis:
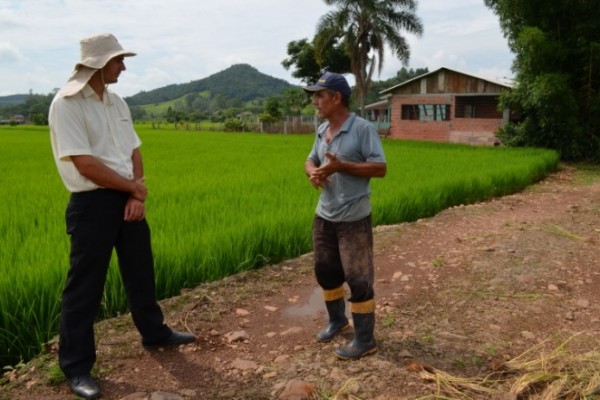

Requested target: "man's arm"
[
  {"left": 70, "top": 154, "right": 147, "bottom": 201},
  {"left": 305, "top": 159, "right": 331, "bottom": 189},
  {"left": 124, "top": 148, "right": 146, "bottom": 221},
  {"left": 311, "top": 151, "right": 387, "bottom": 181},
  {"left": 131, "top": 147, "right": 144, "bottom": 181},
  {"left": 304, "top": 159, "right": 318, "bottom": 177}
]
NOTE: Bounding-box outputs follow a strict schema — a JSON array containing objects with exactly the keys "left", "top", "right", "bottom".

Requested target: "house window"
[
  {"left": 401, "top": 104, "right": 450, "bottom": 121},
  {"left": 464, "top": 105, "right": 475, "bottom": 118},
  {"left": 455, "top": 96, "right": 502, "bottom": 119}
]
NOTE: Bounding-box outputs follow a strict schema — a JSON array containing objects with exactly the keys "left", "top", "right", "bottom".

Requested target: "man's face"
[
  {"left": 311, "top": 89, "right": 339, "bottom": 119},
  {"left": 102, "top": 56, "right": 126, "bottom": 84}
]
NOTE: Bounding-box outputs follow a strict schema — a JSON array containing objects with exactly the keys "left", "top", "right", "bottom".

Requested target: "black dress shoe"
[
  {"left": 67, "top": 375, "right": 101, "bottom": 399},
  {"left": 143, "top": 330, "right": 197, "bottom": 349}
]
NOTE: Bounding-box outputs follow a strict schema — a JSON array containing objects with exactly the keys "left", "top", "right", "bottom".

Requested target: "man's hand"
[
  {"left": 308, "top": 171, "right": 332, "bottom": 189},
  {"left": 319, "top": 152, "right": 343, "bottom": 175},
  {"left": 309, "top": 152, "right": 342, "bottom": 189},
  {"left": 306, "top": 157, "right": 334, "bottom": 190},
  {"left": 124, "top": 198, "right": 146, "bottom": 221},
  {"left": 131, "top": 177, "right": 148, "bottom": 202},
  {"left": 311, "top": 152, "right": 387, "bottom": 181}
]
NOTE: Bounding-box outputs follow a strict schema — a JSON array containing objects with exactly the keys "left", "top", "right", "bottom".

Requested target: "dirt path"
[{"left": 4, "top": 165, "right": 600, "bottom": 400}]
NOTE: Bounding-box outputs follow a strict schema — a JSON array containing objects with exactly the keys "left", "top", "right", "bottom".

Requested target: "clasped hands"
[
  {"left": 309, "top": 152, "right": 342, "bottom": 189},
  {"left": 125, "top": 177, "right": 147, "bottom": 221}
]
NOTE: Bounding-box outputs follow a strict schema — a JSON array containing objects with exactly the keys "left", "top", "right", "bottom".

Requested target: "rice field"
[{"left": 0, "top": 124, "right": 559, "bottom": 367}]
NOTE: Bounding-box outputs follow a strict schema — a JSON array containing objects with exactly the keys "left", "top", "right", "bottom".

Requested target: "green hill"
[
  {"left": 0, "top": 94, "right": 28, "bottom": 106},
  {"left": 126, "top": 64, "right": 294, "bottom": 106}
]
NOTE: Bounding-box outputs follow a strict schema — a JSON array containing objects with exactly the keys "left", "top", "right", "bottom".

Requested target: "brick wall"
[{"left": 387, "top": 94, "right": 503, "bottom": 146}]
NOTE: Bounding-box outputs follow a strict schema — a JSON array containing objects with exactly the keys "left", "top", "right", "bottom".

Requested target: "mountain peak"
[{"left": 126, "top": 64, "right": 293, "bottom": 106}]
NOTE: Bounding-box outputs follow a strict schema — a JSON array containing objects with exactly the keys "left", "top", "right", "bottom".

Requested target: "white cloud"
[
  {"left": 0, "top": 0, "right": 513, "bottom": 97},
  {"left": 0, "top": 42, "right": 28, "bottom": 63}
]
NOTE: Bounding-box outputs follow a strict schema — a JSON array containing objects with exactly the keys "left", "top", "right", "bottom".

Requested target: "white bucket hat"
[{"left": 58, "top": 33, "right": 136, "bottom": 97}]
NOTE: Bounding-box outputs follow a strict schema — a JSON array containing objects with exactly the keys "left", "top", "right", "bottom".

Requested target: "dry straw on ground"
[{"left": 414, "top": 332, "right": 600, "bottom": 400}]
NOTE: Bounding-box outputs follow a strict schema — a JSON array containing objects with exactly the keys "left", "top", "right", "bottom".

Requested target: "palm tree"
[{"left": 315, "top": 0, "right": 423, "bottom": 115}]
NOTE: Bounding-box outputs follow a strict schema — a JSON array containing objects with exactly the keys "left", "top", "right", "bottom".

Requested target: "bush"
[{"left": 223, "top": 118, "right": 245, "bottom": 132}]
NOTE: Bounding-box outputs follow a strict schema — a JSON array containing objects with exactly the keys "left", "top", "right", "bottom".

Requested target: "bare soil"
[{"left": 3, "top": 164, "right": 600, "bottom": 400}]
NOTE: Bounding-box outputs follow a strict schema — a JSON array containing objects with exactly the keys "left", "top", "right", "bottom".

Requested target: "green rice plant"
[
  {"left": 0, "top": 125, "right": 559, "bottom": 368},
  {"left": 371, "top": 140, "right": 558, "bottom": 225}
]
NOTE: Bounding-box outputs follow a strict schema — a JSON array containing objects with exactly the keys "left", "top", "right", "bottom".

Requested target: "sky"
[{"left": 0, "top": 0, "right": 514, "bottom": 98}]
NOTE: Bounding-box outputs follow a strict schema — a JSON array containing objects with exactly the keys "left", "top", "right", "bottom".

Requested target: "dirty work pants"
[
  {"left": 312, "top": 214, "right": 374, "bottom": 303},
  {"left": 59, "top": 189, "right": 171, "bottom": 378}
]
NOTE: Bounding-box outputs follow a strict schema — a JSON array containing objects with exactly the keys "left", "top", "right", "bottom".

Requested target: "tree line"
[
  {"left": 0, "top": 91, "right": 55, "bottom": 125},
  {"left": 152, "top": 66, "right": 428, "bottom": 129},
  {"left": 0, "top": 66, "right": 427, "bottom": 130}
]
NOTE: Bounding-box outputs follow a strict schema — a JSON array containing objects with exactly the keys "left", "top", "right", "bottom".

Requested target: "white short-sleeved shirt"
[{"left": 48, "top": 84, "right": 141, "bottom": 192}]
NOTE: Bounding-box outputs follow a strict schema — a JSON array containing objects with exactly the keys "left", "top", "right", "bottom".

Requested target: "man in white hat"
[{"left": 49, "top": 33, "right": 196, "bottom": 399}]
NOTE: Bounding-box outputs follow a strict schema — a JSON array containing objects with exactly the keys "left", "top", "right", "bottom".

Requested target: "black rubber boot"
[
  {"left": 335, "top": 312, "right": 377, "bottom": 359},
  {"left": 316, "top": 298, "right": 350, "bottom": 342}
]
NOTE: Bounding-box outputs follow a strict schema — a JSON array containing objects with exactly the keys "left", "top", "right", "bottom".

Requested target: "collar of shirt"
[
  {"left": 318, "top": 113, "right": 356, "bottom": 139},
  {"left": 81, "top": 84, "right": 114, "bottom": 106}
]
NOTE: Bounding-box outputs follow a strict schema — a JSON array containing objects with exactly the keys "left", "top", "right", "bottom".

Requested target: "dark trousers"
[
  {"left": 312, "top": 215, "right": 374, "bottom": 303},
  {"left": 59, "top": 189, "right": 171, "bottom": 378}
]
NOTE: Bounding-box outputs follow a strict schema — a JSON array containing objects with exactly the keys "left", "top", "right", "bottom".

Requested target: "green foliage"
[
  {"left": 127, "top": 64, "right": 294, "bottom": 123},
  {"left": 281, "top": 38, "right": 351, "bottom": 85},
  {"left": 127, "top": 64, "right": 293, "bottom": 107},
  {"left": 366, "top": 67, "right": 429, "bottom": 104},
  {"left": 0, "top": 92, "right": 55, "bottom": 125},
  {"left": 165, "top": 106, "right": 188, "bottom": 129},
  {"left": 223, "top": 118, "right": 245, "bottom": 131},
  {"left": 281, "top": 88, "right": 309, "bottom": 116},
  {"left": 485, "top": 0, "right": 600, "bottom": 162},
  {"left": 282, "top": 39, "right": 324, "bottom": 84},
  {"left": 0, "top": 94, "right": 28, "bottom": 106},
  {"left": 129, "top": 104, "right": 147, "bottom": 121},
  {"left": 47, "top": 363, "right": 65, "bottom": 385},
  {"left": 260, "top": 96, "right": 283, "bottom": 123}
]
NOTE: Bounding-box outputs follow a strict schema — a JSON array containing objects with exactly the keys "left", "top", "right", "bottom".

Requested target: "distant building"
[
  {"left": 11, "top": 114, "right": 26, "bottom": 124},
  {"left": 0, "top": 114, "right": 26, "bottom": 125},
  {"left": 364, "top": 99, "right": 390, "bottom": 136},
  {"left": 365, "top": 67, "right": 512, "bottom": 146}
]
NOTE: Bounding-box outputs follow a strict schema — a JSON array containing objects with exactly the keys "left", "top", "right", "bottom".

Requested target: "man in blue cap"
[{"left": 304, "top": 72, "right": 387, "bottom": 359}]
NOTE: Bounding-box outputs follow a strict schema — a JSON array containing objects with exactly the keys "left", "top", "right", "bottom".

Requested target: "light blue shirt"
[{"left": 307, "top": 113, "right": 386, "bottom": 222}]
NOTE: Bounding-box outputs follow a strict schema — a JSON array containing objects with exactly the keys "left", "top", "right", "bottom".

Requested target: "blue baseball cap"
[{"left": 304, "top": 72, "right": 351, "bottom": 97}]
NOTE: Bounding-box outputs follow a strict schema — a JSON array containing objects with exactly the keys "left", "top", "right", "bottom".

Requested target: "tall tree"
[
  {"left": 485, "top": 0, "right": 600, "bottom": 161},
  {"left": 282, "top": 39, "right": 321, "bottom": 85},
  {"left": 282, "top": 38, "right": 351, "bottom": 85},
  {"left": 315, "top": 0, "right": 423, "bottom": 114},
  {"left": 281, "top": 87, "right": 309, "bottom": 116}
]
